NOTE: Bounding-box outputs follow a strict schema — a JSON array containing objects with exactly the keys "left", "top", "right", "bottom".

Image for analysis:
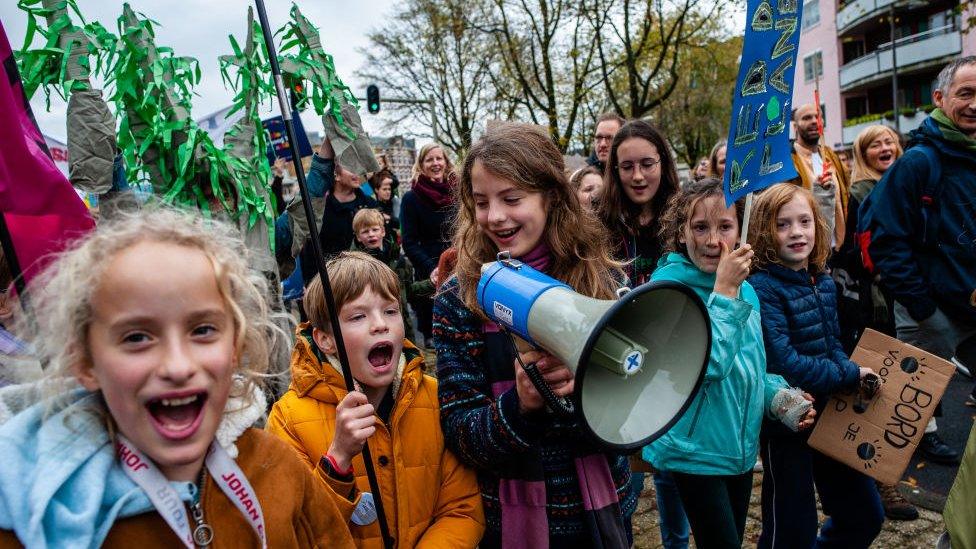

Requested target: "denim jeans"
[{"left": 653, "top": 471, "right": 689, "bottom": 549}]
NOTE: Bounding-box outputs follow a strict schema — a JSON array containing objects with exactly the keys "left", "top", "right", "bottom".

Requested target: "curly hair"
[
  {"left": 657, "top": 178, "right": 744, "bottom": 257},
  {"left": 453, "top": 123, "right": 622, "bottom": 316},
  {"left": 747, "top": 183, "right": 830, "bottom": 274},
  {"left": 23, "top": 206, "right": 280, "bottom": 415}
]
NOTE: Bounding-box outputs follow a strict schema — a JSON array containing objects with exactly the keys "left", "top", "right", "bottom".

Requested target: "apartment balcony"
[
  {"left": 837, "top": 0, "right": 897, "bottom": 35},
  {"left": 839, "top": 26, "right": 961, "bottom": 91},
  {"left": 841, "top": 112, "right": 927, "bottom": 144}
]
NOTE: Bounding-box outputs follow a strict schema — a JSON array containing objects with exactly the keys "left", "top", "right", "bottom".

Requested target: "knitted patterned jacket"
[{"left": 432, "top": 277, "right": 637, "bottom": 547}]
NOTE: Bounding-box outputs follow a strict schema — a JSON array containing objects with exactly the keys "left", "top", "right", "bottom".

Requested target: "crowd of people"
[{"left": 0, "top": 56, "right": 974, "bottom": 548}]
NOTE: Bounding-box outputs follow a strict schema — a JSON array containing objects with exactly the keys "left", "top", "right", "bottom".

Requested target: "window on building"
[
  {"left": 802, "top": 0, "right": 820, "bottom": 30},
  {"left": 803, "top": 51, "right": 823, "bottom": 83}
]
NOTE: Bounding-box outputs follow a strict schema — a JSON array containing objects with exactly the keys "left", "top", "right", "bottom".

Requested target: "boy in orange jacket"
[{"left": 267, "top": 251, "right": 484, "bottom": 548}]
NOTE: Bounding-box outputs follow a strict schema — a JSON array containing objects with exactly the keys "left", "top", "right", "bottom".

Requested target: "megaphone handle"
[{"left": 520, "top": 360, "right": 576, "bottom": 417}]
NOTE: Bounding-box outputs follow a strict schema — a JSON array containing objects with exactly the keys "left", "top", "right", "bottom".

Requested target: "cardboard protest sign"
[
  {"left": 723, "top": 0, "right": 803, "bottom": 205},
  {"left": 808, "top": 329, "right": 955, "bottom": 485}
]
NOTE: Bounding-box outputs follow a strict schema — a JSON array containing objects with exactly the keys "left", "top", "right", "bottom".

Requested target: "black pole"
[
  {"left": 252, "top": 3, "right": 394, "bottom": 548},
  {"left": 0, "top": 214, "right": 27, "bottom": 302}
]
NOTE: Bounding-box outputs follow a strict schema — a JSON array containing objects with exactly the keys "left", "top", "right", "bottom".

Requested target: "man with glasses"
[{"left": 588, "top": 112, "right": 625, "bottom": 174}]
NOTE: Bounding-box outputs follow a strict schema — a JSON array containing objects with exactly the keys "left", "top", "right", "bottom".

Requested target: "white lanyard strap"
[
  {"left": 116, "top": 436, "right": 267, "bottom": 548},
  {"left": 116, "top": 436, "right": 194, "bottom": 548},
  {"left": 205, "top": 443, "right": 266, "bottom": 548}
]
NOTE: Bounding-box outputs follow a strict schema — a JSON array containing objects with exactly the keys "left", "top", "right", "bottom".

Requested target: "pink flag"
[{"left": 0, "top": 19, "right": 94, "bottom": 284}]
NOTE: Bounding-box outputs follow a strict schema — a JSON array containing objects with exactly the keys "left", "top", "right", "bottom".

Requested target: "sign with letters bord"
[
  {"left": 723, "top": 0, "right": 803, "bottom": 205},
  {"left": 808, "top": 329, "right": 955, "bottom": 485}
]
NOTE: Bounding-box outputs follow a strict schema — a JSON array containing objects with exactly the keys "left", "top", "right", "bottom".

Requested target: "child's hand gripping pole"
[{"left": 253, "top": 2, "right": 393, "bottom": 547}]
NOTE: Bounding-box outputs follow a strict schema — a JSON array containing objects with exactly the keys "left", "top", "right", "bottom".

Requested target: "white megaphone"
[{"left": 478, "top": 252, "right": 710, "bottom": 450}]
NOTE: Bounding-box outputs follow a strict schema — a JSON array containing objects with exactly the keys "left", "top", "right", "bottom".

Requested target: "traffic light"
[
  {"left": 367, "top": 84, "right": 380, "bottom": 114},
  {"left": 286, "top": 76, "right": 307, "bottom": 110}
]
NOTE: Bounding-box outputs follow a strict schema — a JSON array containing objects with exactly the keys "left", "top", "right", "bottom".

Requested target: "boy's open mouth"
[
  {"left": 146, "top": 391, "right": 207, "bottom": 440},
  {"left": 368, "top": 342, "right": 394, "bottom": 371}
]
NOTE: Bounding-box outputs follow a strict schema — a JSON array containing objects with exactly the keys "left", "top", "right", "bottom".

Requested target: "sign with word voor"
[
  {"left": 808, "top": 329, "right": 955, "bottom": 485},
  {"left": 723, "top": 0, "right": 803, "bottom": 205}
]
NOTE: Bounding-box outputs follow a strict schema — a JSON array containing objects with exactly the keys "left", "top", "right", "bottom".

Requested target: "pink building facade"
[
  {"left": 792, "top": 0, "right": 976, "bottom": 149},
  {"left": 793, "top": 0, "right": 845, "bottom": 149}
]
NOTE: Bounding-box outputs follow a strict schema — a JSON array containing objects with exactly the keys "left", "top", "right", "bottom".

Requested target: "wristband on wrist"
[{"left": 324, "top": 453, "right": 354, "bottom": 476}]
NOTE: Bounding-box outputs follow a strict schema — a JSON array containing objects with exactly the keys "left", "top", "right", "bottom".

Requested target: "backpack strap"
[{"left": 914, "top": 144, "right": 942, "bottom": 244}]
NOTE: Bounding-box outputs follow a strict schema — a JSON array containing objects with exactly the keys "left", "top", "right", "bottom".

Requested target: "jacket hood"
[
  {"left": 656, "top": 252, "right": 716, "bottom": 293},
  {"left": 288, "top": 323, "right": 424, "bottom": 406},
  {"left": 0, "top": 379, "right": 265, "bottom": 548}
]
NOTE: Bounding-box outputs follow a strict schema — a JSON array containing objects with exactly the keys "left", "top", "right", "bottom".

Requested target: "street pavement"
[{"left": 902, "top": 372, "right": 974, "bottom": 511}]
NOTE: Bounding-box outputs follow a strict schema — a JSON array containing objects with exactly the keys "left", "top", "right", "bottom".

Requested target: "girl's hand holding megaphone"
[{"left": 515, "top": 350, "right": 575, "bottom": 414}]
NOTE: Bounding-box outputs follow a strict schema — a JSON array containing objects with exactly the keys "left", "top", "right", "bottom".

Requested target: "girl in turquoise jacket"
[{"left": 642, "top": 179, "right": 814, "bottom": 548}]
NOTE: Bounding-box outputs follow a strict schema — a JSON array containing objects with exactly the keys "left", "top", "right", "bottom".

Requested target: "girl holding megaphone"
[{"left": 433, "top": 124, "right": 637, "bottom": 548}]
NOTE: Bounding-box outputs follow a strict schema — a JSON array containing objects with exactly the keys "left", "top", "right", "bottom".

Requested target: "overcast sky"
[{"left": 0, "top": 1, "right": 398, "bottom": 141}]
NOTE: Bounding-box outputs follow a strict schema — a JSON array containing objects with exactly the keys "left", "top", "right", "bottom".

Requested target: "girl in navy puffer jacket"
[{"left": 748, "top": 183, "right": 883, "bottom": 549}]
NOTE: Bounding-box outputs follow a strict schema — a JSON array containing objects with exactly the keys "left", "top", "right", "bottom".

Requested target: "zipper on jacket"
[
  {"left": 686, "top": 384, "right": 710, "bottom": 437},
  {"left": 191, "top": 469, "right": 214, "bottom": 548},
  {"left": 811, "top": 276, "right": 831, "bottom": 358},
  {"left": 740, "top": 382, "right": 753, "bottom": 472}
]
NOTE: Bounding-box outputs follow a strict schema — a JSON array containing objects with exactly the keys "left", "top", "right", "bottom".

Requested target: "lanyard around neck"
[{"left": 116, "top": 435, "right": 267, "bottom": 548}]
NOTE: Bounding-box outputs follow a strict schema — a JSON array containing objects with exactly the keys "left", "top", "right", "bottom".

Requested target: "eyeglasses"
[
  {"left": 616, "top": 158, "right": 661, "bottom": 173},
  {"left": 594, "top": 134, "right": 615, "bottom": 143}
]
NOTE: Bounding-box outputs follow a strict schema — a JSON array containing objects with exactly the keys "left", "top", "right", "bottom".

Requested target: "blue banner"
[
  {"left": 263, "top": 110, "right": 313, "bottom": 164},
  {"left": 723, "top": 0, "right": 803, "bottom": 205}
]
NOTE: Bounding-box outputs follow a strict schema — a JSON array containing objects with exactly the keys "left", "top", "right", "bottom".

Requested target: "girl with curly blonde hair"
[{"left": 0, "top": 208, "right": 353, "bottom": 548}]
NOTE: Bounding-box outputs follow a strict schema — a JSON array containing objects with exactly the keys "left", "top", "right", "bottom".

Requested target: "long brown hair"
[
  {"left": 747, "top": 183, "right": 830, "bottom": 274},
  {"left": 453, "top": 124, "right": 622, "bottom": 315},
  {"left": 598, "top": 120, "right": 679, "bottom": 238},
  {"left": 658, "top": 178, "right": 744, "bottom": 258}
]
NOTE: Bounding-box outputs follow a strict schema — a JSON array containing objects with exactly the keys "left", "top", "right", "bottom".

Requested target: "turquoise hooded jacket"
[{"left": 643, "top": 253, "right": 788, "bottom": 475}]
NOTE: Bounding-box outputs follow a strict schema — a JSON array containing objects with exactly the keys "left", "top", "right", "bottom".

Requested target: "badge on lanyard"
[{"left": 351, "top": 491, "right": 378, "bottom": 525}]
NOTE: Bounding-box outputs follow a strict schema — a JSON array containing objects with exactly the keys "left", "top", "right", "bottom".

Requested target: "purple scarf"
[
  {"left": 411, "top": 173, "right": 456, "bottom": 209},
  {"left": 483, "top": 243, "right": 627, "bottom": 548}
]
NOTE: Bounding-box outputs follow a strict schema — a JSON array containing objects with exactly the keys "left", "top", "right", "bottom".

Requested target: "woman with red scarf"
[{"left": 400, "top": 143, "right": 457, "bottom": 343}]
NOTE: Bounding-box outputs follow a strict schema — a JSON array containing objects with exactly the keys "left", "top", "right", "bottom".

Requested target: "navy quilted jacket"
[{"left": 749, "top": 263, "right": 859, "bottom": 398}]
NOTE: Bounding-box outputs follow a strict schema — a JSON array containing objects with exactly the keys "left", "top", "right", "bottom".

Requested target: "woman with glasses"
[
  {"left": 596, "top": 120, "right": 687, "bottom": 549},
  {"left": 597, "top": 119, "right": 680, "bottom": 287}
]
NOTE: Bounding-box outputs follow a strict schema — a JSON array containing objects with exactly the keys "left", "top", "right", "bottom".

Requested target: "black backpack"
[{"left": 856, "top": 143, "right": 942, "bottom": 274}]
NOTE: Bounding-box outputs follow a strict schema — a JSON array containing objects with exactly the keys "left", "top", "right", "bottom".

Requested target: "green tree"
[
  {"left": 651, "top": 35, "right": 742, "bottom": 167},
  {"left": 358, "top": 0, "right": 499, "bottom": 156},
  {"left": 585, "top": 0, "right": 742, "bottom": 119}
]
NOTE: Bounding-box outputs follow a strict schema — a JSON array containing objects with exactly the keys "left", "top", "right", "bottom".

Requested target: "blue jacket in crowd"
[
  {"left": 749, "top": 264, "right": 860, "bottom": 403},
  {"left": 643, "top": 253, "right": 787, "bottom": 476},
  {"left": 861, "top": 116, "right": 976, "bottom": 324}
]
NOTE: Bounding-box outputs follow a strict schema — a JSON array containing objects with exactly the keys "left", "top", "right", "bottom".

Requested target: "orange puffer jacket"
[{"left": 266, "top": 325, "right": 484, "bottom": 548}]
